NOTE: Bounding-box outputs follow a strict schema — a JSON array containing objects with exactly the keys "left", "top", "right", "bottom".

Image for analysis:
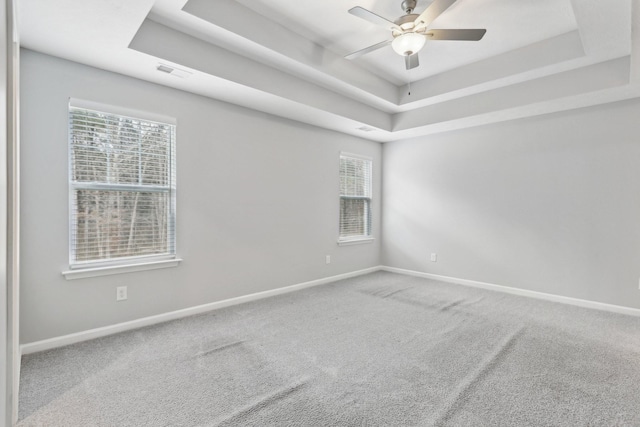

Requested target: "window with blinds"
[
  {"left": 339, "top": 153, "right": 372, "bottom": 241},
  {"left": 69, "top": 102, "right": 176, "bottom": 267}
]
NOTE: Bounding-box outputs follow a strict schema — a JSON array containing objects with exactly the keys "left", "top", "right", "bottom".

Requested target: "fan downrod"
[{"left": 401, "top": 0, "right": 417, "bottom": 14}]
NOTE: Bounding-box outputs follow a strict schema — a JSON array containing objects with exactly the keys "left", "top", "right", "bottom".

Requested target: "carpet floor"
[{"left": 18, "top": 271, "right": 640, "bottom": 426}]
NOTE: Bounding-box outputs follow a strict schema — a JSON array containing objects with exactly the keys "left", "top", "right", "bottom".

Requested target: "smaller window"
[{"left": 339, "top": 153, "right": 372, "bottom": 242}]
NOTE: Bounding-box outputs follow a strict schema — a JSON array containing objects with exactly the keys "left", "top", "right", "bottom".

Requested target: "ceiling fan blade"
[
  {"left": 405, "top": 53, "right": 419, "bottom": 70},
  {"left": 425, "top": 29, "right": 486, "bottom": 41},
  {"left": 345, "top": 39, "right": 393, "bottom": 60},
  {"left": 348, "top": 6, "right": 399, "bottom": 30},
  {"left": 414, "top": 0, "right": 457, "bottom": 28}
]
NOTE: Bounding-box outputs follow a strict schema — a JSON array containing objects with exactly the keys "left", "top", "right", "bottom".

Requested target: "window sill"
[
  {"left": 337, "top": 237, "right": 375, "bottom": 246},
  {"left": 62, "top": 258, "right": 182, "bottom": 280}
]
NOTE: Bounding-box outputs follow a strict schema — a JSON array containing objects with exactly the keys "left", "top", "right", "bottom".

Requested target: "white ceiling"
[
  {"left": 235, "top": 0, "right": 579, "bottom": 84},
  {"left": 18, "top": 0, "right": 640, "bottom": 142}
]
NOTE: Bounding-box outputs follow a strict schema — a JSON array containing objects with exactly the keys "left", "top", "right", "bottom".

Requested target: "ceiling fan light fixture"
[{"left": 391, "top": 32, "right": 426, "bottom": 56}]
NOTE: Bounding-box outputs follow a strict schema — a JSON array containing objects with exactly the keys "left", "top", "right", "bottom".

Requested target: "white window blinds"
[
  {"left": 339, "top": 153, "right": 372, "bottom": 240},
  {"left": 69, "top": 102, "right": 176, "bottom": 267}
]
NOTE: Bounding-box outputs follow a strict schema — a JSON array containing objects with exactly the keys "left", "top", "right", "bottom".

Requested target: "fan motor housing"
[{"left": 393, "top": 14, "right": 421, "bottom": 37}]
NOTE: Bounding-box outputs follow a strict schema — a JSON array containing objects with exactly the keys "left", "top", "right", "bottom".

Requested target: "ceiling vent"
[
  {"left": 156, "top": 64, "right": 192, "bottom": 79},
  {"left": 357, "top": 126, "right": 376, "bottom": 132}
]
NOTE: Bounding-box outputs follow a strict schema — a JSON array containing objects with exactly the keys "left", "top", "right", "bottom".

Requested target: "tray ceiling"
[{"left": 18, "top": 0, "right": 640, "bottom": 142}]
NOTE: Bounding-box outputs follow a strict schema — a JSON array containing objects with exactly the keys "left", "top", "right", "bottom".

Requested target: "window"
[
  {"left": 339, "top": 153, "right": 372, "bottom": 243},
  {"left": 68, "top": 100, "right": 176, "bottom": 268}
]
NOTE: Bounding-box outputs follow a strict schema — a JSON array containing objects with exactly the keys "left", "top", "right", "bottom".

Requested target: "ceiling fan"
[{"left": 345, "top": 0, "right": 486, "bottom": 70}]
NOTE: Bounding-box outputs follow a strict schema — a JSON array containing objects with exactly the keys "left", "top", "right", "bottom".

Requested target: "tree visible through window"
[
  {"left": 339, "top": 153, "right": 372, "bottom": 240},
  {"left": 69, "top": 103, "right": 176, "bottom": 266}
]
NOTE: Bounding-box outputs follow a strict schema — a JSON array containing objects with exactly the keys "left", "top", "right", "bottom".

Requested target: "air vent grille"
[{"left": 156, "top": 64, "right": 192, "bottom": 79}]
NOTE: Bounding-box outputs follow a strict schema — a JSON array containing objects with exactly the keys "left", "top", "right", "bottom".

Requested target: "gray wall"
[
  {"left": 383, "top": 98, "right": 640, "bottom": 309},
  {"left": 20, "top": 50, "right": 382, "bottom": 343},
  {"left": 22, "top": 46, "right": 640, "bottom": 345}
]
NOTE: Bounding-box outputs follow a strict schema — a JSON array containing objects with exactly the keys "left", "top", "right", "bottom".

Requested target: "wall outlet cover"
[{"left": 116, "top": 286, "right": 128, "bottom": 301}]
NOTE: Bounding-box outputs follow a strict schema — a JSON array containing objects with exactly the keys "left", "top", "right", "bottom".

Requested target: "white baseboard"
[
  {"left": 24, "top": 265, "right": 638, "bottom": 355},
  {"left": 21, "top": 266, "right": 383, "bottom": 355},
  {"left": 381, "top": 266, "right": 640, "bottom": 318}
]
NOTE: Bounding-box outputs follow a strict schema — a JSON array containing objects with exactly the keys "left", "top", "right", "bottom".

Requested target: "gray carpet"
[{"left": 18, "top": 271, "right": 640, "bottom": 426}]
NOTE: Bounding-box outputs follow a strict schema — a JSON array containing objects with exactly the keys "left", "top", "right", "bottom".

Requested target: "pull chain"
[{"left": 408, "top": 79, "right": 411, "bottom": 96}]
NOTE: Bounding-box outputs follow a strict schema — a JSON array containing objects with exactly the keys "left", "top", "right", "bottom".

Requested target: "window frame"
[
  {"left": 338, "top": 152, "right": 374, "bottom": 245},
  {"left": 66, "top": 99, "right": 178, "bottom": 273}
]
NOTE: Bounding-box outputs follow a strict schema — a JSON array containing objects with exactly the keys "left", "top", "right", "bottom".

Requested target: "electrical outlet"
[
  {"left": 326, "top": 255, "right": 331, "bottom": 264},
  {"left": 116, "top": 286, "right": 127, "bottom": 301},
  {"left": 430, "top": 253, "right": 438, "bottom": 262}
]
